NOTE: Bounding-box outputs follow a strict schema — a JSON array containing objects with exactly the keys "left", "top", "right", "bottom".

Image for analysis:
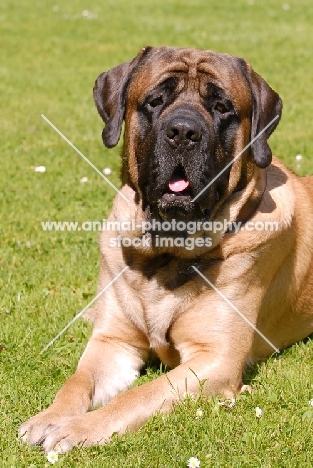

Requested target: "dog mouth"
[
  {"left": 162, "top": 166, "right": 192, "bottom": 202},
  {"left": 157, "top": 166, "right": 196, "bottom": 220},
  {"left": 168, "top": 168, "right": 190, "bottom": 194}
]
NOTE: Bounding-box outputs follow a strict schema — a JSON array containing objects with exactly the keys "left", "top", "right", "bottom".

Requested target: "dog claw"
[{"left": 239, "top": 384, "right": 252, "bottom": 394}]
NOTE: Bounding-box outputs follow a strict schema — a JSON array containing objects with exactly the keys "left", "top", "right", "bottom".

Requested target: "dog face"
[{"left": 94, "top": 47, "right": 282, "bottom": 222}]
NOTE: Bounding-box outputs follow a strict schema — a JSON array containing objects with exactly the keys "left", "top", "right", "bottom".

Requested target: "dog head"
[{"left": 94, "top": 46, "right": 282, "bottom": 222}]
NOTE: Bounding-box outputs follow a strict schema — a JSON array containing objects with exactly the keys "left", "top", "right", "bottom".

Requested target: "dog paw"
[
  {"left": 41, "top": 414, "right": 107, "bottom": 453},
  {"left": 18, "top": 410, "right": 70, "bottom": 447}
]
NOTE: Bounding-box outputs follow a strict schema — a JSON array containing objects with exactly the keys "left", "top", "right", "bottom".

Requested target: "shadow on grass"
[
  {"left": 243, "top": 332, "right": 313, "bottom": 386},
  {"left": 139, "top": 333, "right": 313, "bottom": 389}
]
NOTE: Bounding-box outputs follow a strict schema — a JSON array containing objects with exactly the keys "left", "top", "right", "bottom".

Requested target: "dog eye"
[
  {"left": 214, "top": 102, "right": 228, "bottom": 114},
  {"left": 148, "top": 96, "right": 163, "bottom": 108}
]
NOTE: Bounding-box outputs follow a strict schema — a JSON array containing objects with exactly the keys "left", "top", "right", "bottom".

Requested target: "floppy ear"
[
  {"left": 248, "top": 69, "right": 283, "bottom": 168},
  {"left": 93, "top": 46, "right": 152, "bottom": 148}
]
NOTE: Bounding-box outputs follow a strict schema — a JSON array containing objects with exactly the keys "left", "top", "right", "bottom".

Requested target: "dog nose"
[{"left": 165, "top": 117, "right": 202, "bottom": 148}]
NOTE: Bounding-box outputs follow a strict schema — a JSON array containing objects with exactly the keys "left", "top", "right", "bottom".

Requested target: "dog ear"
[
  {"left": 93, "top": 46, "right": 153, "bottom": 148},
  {"left": 241, "top": 60, "right": 282, "bottom": 168}
]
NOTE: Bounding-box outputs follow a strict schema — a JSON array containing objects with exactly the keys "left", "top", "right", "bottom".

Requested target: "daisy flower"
[
  {"left": 187, "top": 456, "right": 200, "bottom": 467},
  {"left": 47, "top": 450, "right": 58, "bottom": 464},
  {"left": 309, "top": 399, "right": 313, "bottom": 407},
  {"left": 218, "top": 396, "right": 236, "bottom": 409},
  {"left": 183, "top": 391, "right": 194, "bottom": 400},
  {"left": 34, "top": 166, "right": 46, "bottom": 173},
  {"left": 80, "top": 176, "right": 88, "bottom": 183},
  {"left": 255, "top": 406, "right": 263, "bottom": 418},
  {"left": 195, "top": 408, "right": 204, "bottom": 419},
  {"left": 103, "top": 167, "right": 112, "bottom": 175}
]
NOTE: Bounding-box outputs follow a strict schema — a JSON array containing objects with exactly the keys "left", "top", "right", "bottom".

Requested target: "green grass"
[{"left": 1, "top": 0, "right": 313, "bottom": 466}]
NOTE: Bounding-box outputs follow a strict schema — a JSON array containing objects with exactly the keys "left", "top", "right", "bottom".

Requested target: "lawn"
[{"left": 1, "top": 0, "right": 313, "bottom": 466}]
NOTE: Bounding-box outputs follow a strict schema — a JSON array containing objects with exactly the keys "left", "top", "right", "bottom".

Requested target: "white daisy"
[
  {"left": 34, "top": 166, "right": 46, "bottom": 173},
  {"left": 47, "top": 450, "right": 58, "bottom": 464},
  {"left": 255, "top": 406, "right": 263, "bottom": 418},
  {"left": 218, "top": 396, "right": 236, "bottom": 409},
  {"left": 187, "top": 456, "right": 200, "bottom": 467},
  {"left": 183, "top": 391, "right": 195, "bottom": 400}
]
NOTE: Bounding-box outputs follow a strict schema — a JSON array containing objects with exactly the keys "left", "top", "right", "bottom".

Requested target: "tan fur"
[{"left": 19, "top": 47, "right": 313, "bottom": 453}]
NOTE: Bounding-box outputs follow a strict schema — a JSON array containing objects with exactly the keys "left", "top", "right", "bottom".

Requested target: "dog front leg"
[
  {"left": 19, "top": 330, "right": 148, "bottom": 446},
  {"left": 39, "top": 350, "right": 243, "bottom": 453}
]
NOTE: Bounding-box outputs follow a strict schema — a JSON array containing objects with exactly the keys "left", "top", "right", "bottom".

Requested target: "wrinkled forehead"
[{"left": 128, "top": 47, "right": 251, "bottom": 106}]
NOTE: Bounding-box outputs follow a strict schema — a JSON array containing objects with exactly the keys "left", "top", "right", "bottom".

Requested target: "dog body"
[{"left": 20, "top": 47, "right": 313, "bottom": 452}]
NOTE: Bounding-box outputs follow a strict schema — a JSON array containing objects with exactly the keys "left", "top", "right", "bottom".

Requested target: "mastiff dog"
[{"left": 20, "top": 46, "right": 313, "bottom": 452}]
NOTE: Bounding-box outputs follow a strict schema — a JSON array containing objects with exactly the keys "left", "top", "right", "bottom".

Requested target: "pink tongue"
[{"left": 168, "top": 178, "right": 190, "bottom": 193}]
